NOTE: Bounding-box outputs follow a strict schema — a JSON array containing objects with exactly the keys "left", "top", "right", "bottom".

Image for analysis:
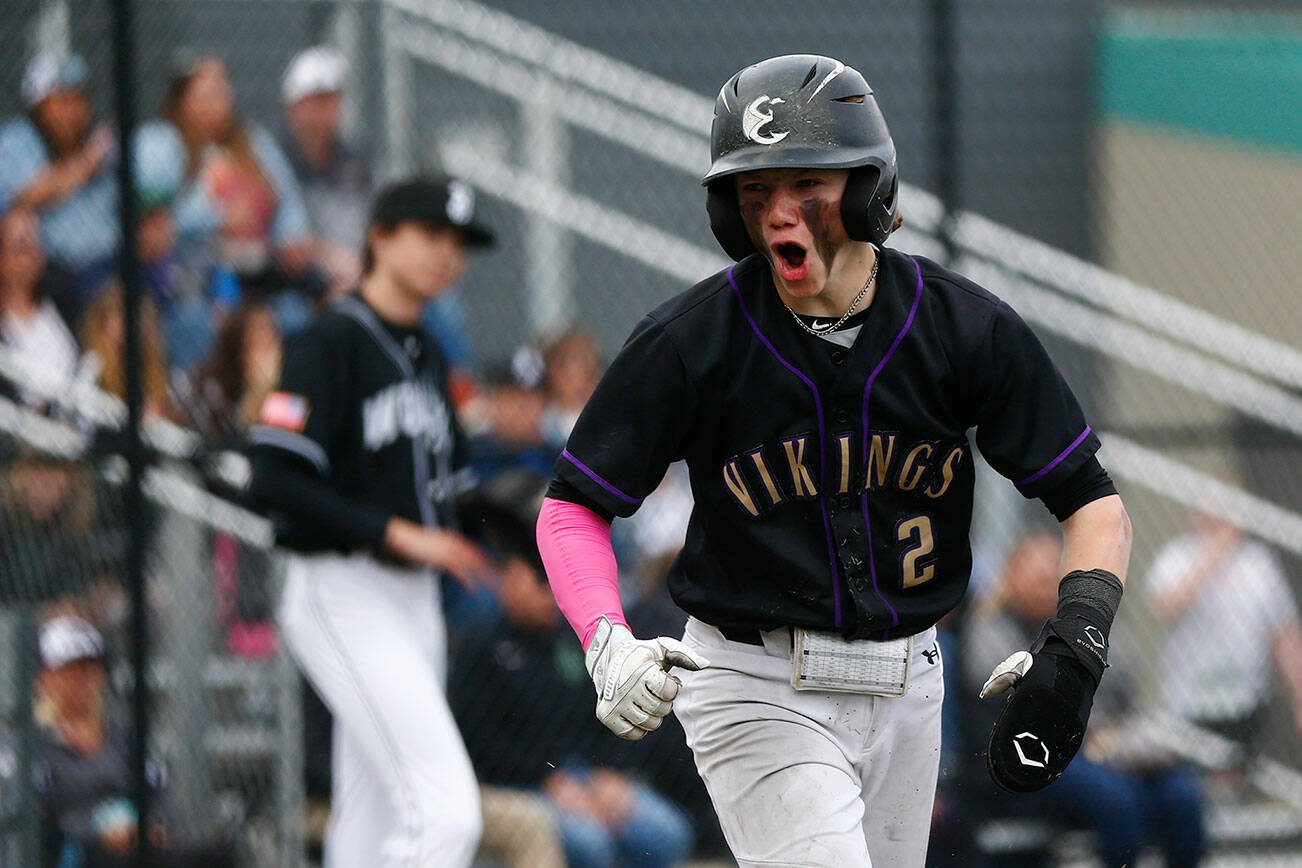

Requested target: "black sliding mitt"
[{"left": 980, "top": 569, "right": 1122, "bottom": 793}]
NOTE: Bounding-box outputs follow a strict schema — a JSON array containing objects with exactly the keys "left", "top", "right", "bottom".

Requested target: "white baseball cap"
[
  {"left": 22, "top": 52, "right": 90, "bottom": 108},
  {"left": 282, "top": 46, "right": 346, "bottom": 104},
  {"left": 39, "top": 615, "right": 105, "bottom": 670}
]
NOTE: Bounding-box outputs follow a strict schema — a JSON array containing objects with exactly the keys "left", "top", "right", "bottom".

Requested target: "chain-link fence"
[
  {"left": 0, "top": 0, "right": 1298, "bottom": 865},
  {"left": 0, "top": 355, "right": 302, "bottom": 865}
]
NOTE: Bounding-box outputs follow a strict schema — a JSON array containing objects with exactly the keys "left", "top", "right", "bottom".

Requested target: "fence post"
[
  {"left": 929, "top": 0, "right": 958, "bottom": 266},
  {"left": 0, "top": 607, "right": 38, "bottom": 865},
  {"left": 109, "top": 0, "right": 153, "bottom": 859},
  {"left": 381, "top": 3, "right": 413, "bottom": 177},
  {"left": 523, "top": 76, "right": 573, "bottom": 335},
  {"left": 276, "top": 581, "right": 306, "bottom": 868}
]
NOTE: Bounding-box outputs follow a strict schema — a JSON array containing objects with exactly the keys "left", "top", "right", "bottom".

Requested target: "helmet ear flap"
[
  {"left": 707, "top": 182, "right": 757, "bottom": 262},
  {"left": 841, "top": 165, "right": 897, "bottom": 247}
]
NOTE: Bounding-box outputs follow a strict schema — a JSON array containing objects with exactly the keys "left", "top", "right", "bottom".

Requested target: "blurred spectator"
[
  {"left": 77, "top": 173, "right": 241, "bottom": 373},
  {"left": 927, "top": 610, "right": 979, "bottom": 868},
  {"left": 279, "top": 46, "right": 373, "bottom": 298},
  {"left": 0, "top": 452, "right": 122, "bottom": 606},
  {"left": 478, "top": 786, "right": 567, "bottom": 868},
  {"left": 136, "top": 52, "right": 317, "bottom": 334},
  {"left": 277, "top": 46, "right": 481, "bottom": 395},
  {"left": 468, "top": 346, "right": 555, "bottom": 479},
  {"left": 134, "top": 179, "right": 239, "bottom": 373},
  {"left": 1147, "top": 508, "right": 1302, "bottom": 752},
  {"left": 0, "top": 208, "right": 80, "bottom": 399},
  {"left": 180, "top": 300, "right": 281, "bottom": 447},
  {"left": 78, "top": 282, "right": 180, "bottom": 421},
  {"left": 621, "top": 546, "right": 729, "bottom": 858},
  {"left": 422, "top": 291, "right": 477, "bottom": 400},
  {"left": 622, "top": 464, "right": 692, "bottom": 590},
  {"left": 451, "top": 470, "right": 695, "bottom": 868},
  {"left": 31, "top": 615, "right": 235, "bottom": 866},
  {"left": 176, "top": 301, "right": 284, "bottom": 660},
  {"left": 0, "top": 53, "right": 118, "bottom": 287},
  {"left": 541, "top": 328, "right": 603, "bottom": 448},
  {"left": 964, "top": 533, "right": 1205, "bottom": 868}
]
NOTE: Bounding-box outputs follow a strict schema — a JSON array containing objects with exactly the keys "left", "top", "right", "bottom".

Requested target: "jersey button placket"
[{"left": 843, "top": 552, "right": 866, "bottom": 592}]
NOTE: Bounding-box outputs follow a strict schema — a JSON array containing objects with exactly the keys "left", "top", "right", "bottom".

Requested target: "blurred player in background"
[
  {"left": 249, "top": 177, "right": 495, "bottom": 866},
  {"left": 537, "top": 54, "right": 1131, "bottom": 866}
]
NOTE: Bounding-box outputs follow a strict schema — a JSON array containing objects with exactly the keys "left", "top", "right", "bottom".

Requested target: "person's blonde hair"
[{"left": 79, "top": 282, "right": 170, "bottom": 406}]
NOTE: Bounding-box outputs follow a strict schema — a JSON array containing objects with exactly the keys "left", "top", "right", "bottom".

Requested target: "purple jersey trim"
[
  {"left": 562, "top": 449, "right": 644, "bottom": 505},
  {"left": 727, "top": 266, "right": 846, "bottom": 629},
  {"left": 1016, "top": 425, "right": 1093, "bottom": 488},
  {"left": 859, "top": 257, "right": 925, "bottom": 634}
]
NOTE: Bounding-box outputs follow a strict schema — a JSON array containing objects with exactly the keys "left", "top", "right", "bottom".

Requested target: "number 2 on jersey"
[{"left": 896, "top": 515, "right": 936, "bottom": 588}]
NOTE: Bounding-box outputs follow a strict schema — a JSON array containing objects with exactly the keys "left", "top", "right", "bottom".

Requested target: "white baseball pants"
[
  {"left": 279, "top": 553, "right": 481, "bottom": 867},
  {"left": 674, "top": 617, "right": 943, "bottom": 868}
]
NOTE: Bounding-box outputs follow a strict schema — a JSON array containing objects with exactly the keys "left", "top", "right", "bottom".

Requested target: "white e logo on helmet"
[
  {"left": 742, "top": 96, "right": 789, "bottom": 145},
  {"left": 446, "top": 180, "right": 475, "bottom": 226}
]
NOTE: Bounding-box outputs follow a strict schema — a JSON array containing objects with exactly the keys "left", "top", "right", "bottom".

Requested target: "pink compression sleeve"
[{"left": 537, "top": 496, "right": 629, "bottom": 650}]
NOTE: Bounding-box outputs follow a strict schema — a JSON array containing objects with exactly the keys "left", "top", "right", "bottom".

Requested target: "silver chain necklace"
[{"left": 784, "top": 246, "right": 880, "bottom": 337}]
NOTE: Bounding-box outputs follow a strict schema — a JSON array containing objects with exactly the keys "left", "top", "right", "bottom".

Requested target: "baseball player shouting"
[
  {"left": 249, "top": 177, "right": 494, "bottom": 866},
  {"left": 537, "top": 55, "right": 1132, "bottom": 867}
]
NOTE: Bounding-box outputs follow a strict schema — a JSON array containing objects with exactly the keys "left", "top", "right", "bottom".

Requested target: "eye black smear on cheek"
[
  {"left": 802, "top": 197, "right": 838, "bottom": 271},
  {"left": 740, "top": 199, "right": 767, "bottom": 254}
]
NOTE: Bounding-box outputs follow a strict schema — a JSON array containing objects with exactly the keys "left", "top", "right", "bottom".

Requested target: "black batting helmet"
[{"left": 702, "top": 54, "right": 899, "bottom": 260}]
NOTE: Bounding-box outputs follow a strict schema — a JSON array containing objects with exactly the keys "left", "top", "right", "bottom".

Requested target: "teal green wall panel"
[{"left": 1100, "top": 11, "right": 1302, "bottom": 154}]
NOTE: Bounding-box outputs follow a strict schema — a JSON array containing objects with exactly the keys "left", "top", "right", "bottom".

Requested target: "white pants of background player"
[
  {"left": 675, "top": 618, "right": 943, "bottom": 868},
  {"left": 279, "top": 553, "right": 481, "bottom": 867}
]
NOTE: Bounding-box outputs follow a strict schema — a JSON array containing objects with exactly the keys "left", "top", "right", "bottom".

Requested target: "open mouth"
[
  {"left": 772, "top": 242, "right": 810, "bottom": 281},
  {"left": 775, "top": 243, "right": 806, "bottom": 268}
]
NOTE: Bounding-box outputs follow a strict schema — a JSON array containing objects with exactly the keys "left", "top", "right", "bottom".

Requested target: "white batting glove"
[
  {"left": 584, "top": 617, "right": 710, "bottom": 740},
  {"left": 979, "top": 650, "right": 1035, "bottom": 699}
]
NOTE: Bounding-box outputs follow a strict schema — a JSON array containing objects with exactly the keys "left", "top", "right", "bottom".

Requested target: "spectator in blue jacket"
[{"left": 0, "top": 53, "right": 118, "bottom": 288}]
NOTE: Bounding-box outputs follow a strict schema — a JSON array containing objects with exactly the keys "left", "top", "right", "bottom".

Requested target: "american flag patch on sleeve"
[{"left": 260, "top": 391, "right": 310, "bottom": 432}]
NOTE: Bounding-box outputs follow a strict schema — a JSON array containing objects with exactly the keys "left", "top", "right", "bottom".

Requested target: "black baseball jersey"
[
  {"left": 248, "top": 294, "right": 467, "bottom": 554},
  {"left": 550, "top": 248, "right": 1102, "bottom": 640}
]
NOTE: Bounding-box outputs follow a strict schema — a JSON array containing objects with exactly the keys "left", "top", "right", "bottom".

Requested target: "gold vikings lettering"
[
  {"left": 721, "top": 432, "right": 966, "bottom": 517},
  {"left": 723, "top": 459, "right": 761, "bottom": 517},
  {"left": 782, "top": 436, "right": 819, "bottom": 498}
]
